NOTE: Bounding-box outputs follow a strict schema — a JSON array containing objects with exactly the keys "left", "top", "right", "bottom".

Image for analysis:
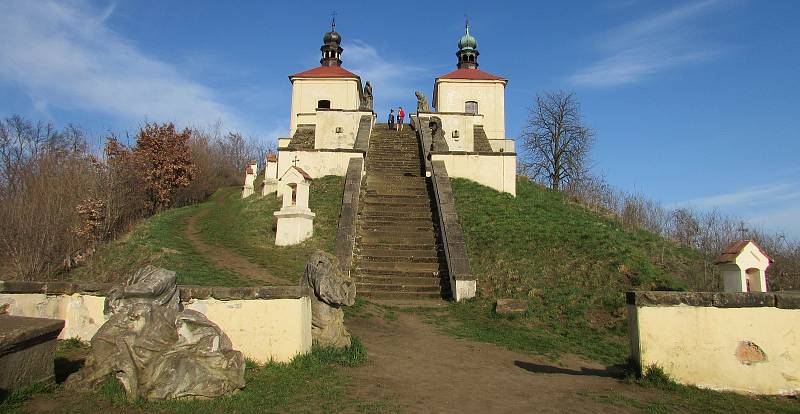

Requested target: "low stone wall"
[
  {"left": 0, "top": 282, "right": 312, "bottom": 363},
  {"left": 332, "top": 158, "right": 364, "bottom": 274},
  {"left": 627, "top": 291, "right": 800, "bottom": 395},
  {"left": 430, "top": 161, "right": 475, "bottom": 301}
]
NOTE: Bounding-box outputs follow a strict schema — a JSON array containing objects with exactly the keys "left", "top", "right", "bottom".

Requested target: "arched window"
[
  {"left": 317, "top": 100, "right": 331, "bottom": 109},
  {"left": 465, "top": 101, "right": 478, "bottom": 115}
]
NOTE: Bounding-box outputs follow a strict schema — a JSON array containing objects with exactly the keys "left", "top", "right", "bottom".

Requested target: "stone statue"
[
  {"left": 300, "top": 251, "right": 356, "bottom": 348},
  {"left": 429, "top": 117, "right": 449, "bottom": 152},
  {"left": 65, "top": 266, "right": 245, "bottom": 401},
  {"left": 415, "top": 91, "right": 430, "bottom": 113},
  {"left": 360, "top": 81, "right": 374, "bottom": 112}
]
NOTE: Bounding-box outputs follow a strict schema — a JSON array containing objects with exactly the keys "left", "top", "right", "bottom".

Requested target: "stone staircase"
[{"left": 353, "top": 124, "right": 449, "bottom": 299}]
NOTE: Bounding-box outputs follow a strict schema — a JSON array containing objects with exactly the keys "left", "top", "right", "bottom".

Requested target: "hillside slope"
[
  {"left": 70, "top": 176, "right": 344, "bottom": 285},
  {"left": 445, "top": 177, "right": 703, "bottom": 363}
]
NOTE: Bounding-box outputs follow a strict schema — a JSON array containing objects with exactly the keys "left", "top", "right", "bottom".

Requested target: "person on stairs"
[
  {"left": 397, "top": 106, "right": 405, "bottom": 131},
  {"left": 388, "top": 109, "right": 395, "bottom": 131}
]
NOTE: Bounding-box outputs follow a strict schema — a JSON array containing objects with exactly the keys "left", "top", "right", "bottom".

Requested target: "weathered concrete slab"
[{"left": 0, "top": 315, "right": 64, "bottom": 393}]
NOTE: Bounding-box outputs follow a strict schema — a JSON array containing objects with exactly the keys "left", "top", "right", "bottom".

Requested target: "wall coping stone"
[
  {"left": 0, "top": 315, "right": 64, "bottom": 356},
  {"left": 0, "top": 281, "right": 304, "bottom": 300},
  {"left": 431, "top": 150, "right": 517, "bottom": 156},
  {"left": 626, "top": 291, "right": 800, "bottom": 309},
  {"left": 275, "top": 148, "right": 366, "bottom": 154}
]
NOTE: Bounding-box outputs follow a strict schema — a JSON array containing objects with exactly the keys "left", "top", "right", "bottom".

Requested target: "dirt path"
[
  {"left": 344, "top": 309, "right": 649, "bottom": 413},
  {"left": 184, "top": 208, "right": 291, "bottom": 285}
]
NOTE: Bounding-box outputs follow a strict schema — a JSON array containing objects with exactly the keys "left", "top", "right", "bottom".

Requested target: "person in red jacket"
[{"left": 397, "top": 106, "right": 405, "bottom": 131}]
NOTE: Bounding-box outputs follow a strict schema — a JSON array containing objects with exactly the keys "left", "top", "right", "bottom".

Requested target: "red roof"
[
  {"left": 294, "top": 167, "right": 313, "bottom": 181},
  {"left": 715, "top": 239, "right": 774, "bottom": 264},
  {"left": 437, "top": 68, "right": 506, "bottom": 81},
  {"left": 266, "top": 154, "right": 277, "bottom": 163},
  {"left": 289, "top": 66, "right": 359, "bottom": 79}
]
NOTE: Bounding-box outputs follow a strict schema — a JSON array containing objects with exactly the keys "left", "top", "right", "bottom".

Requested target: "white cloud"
[
  {"left": 570, "top": 0, "right": 731, "bottom": 87},
  {"left": 673, "top": 178, "right": 800, "bottom": 239},
  {"left": 680, "top": 182, "right": 800, "bottom": 209},
  {"left": 0, "top": 0, "right": 244, "bottom": 130}
]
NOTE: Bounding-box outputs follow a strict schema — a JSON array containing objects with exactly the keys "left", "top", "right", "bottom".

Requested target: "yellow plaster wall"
[
  {"left": 434, "top": 79, "right": 506, "bottom": 141},
  {"left": 290, "top": 78, "right": 360, "bottom": 135},
  {"left": 185, "top": 297, "right": 312, "bottom": 363},
  {"left": 632, "top": 305, "right": 800, "bottom": 395},
  {"left": 314, "top": 110, "right": 371, "bottom": 150},
  {"left": 425, "top": 113, "right": 482, "bottom": 152},
  {"left": 0, "top": 293, "right": 312, "bottom": 364},
  {"left": 431, "top": 153, "right": 516, "bottom": 196}
]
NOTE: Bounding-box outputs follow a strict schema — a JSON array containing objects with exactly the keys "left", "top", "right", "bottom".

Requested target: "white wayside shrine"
[
  {"left": 715, "top": 239, "right": 773, "bottom": 293},
  {"left": 273, "top": 166, "right": 315, "bottom": 246},
  {"left": 241, "top": 160, "right": 258, "bottom": 198},
  {"left": 262, "top": 153, "right": 279, "bottom": 196}
]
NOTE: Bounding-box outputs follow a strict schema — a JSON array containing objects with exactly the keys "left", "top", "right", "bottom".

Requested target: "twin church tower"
[{"left": 278, "top": 20, "right": 516, "bottom": 196}]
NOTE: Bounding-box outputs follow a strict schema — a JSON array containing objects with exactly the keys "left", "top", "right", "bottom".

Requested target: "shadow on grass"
[
  {"left": 514, "top": 361, "right": 628, "bottom": 379},
  {"left": 54, "top": 357, "right": 85, "bottom": 384}
]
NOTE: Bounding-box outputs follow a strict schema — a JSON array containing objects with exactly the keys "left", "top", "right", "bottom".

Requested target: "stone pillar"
[
  {"left": 262, "top": 154, "right": 279, "bottom": 196},
  {"left": 241, "top": 166, "right": 255, "bottom": 198}
]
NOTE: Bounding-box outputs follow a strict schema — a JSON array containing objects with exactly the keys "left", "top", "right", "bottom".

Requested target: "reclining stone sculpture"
[{"left": 65, "top": 266, "right": 245, "bottom": 400}]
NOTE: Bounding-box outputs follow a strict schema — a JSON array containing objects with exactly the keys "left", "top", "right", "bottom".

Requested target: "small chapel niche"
[
  {"left": 745, "top": 268, "right": 764, "bottom": 292},
  {"left": 289, "top": 183, "right": 297, "bottom": 206},
  {"left": 317, "top": 99, "right": 331, "bottom": 109},
  {"left": 465, "top": 101, "right": 478, "bottom": 115}
]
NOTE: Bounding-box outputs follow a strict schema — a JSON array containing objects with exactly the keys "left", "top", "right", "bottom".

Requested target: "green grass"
[
  {"left": 194, "top": 175, "right": 344, "bottom": 284},
  {"left": 6, "top": 338, "right": 395, "bottom": 414},
  {"left": 443, "top": 177, "right": 704, "bottom": 364}
]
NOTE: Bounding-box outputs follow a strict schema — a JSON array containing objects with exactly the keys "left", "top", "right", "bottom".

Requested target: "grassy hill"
[{"left": 439, "top": 177, "right": 703, "bottom": 364}]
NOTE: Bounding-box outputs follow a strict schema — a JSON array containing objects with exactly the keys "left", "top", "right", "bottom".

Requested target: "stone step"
[
  {"left": 360, "top": 226, "right": 435, "bottom": 235},
  {"left": 357, "top": 231, "right": 436, "bottom": 244},
  {"left": 354, "top": 268, "right": 446, "bottom": 278},
  {"left": 364, "top": 195, "right": 430, "bottom": 204},
  {"left": 361, "top": 219, "right": 434, "bottom": 228},
  {"left": 365, "top": 190, "right": 430, "bottom": 197},
  {"left": 356, "top": 290, "right": 446, "bottom": 300},
  {"left": 360, "top": 211, "right": 434, "bottom": 220},
  {"left": 358, "top": 248, "right": 439, "bottom": 258},
  {"left": 355, "top": 274, "right": 443, "bottom": 285},
  {"left": 362, "top": 204, "right": 433, "bottom": 214},
  {"left": 355, "top": 283, "right": 441, "bottom": 293},
  {"left": 356, "top": 261, "right": 443, "bottom": 273},
  {"left": 357, "top": 254, "right": 440, "bottom": 264}
]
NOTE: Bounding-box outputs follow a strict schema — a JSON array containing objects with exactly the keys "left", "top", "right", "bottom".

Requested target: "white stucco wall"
[
  {"left": 0, "top": 293, "right": 312, "bottom": 364},
  {"left": 277, "top": 150, "right": 363, "bottom": 178},
  {"left": 431, "top": 153, "right": 516, "bottom": 196},
  {"left": 434, "top": 79, "right": 506, "bottom": 141},
  {"left": 630, "top": 304, "right": 800, "bottom": 395},
  {"left": 290, "top": 78, "right": 361, "bottom": 135}
]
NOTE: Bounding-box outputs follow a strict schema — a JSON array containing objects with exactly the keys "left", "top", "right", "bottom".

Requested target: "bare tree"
[{"left": 521, "top": 91, "right": 594, "bottom": 190}]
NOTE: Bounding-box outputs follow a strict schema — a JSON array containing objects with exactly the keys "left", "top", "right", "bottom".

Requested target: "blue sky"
[{"left": 1, "top": 0, "right": 798, "bottom": 238}]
